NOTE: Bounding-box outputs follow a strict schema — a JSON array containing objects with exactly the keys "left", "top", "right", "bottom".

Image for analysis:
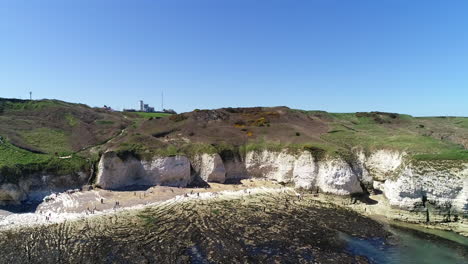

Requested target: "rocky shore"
[{"left": 0, "top": 188, "right": 391, "bottom": 264}]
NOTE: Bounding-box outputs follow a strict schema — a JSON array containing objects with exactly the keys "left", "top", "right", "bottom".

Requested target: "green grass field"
[
  {"left": 0, "top": 139, "right": 89, "bottom": 181},
  {"left": 318, "top": 112, "right": 468, "bottom": 160},
  {"left": 130, "top": 112, "right": 173, "bottom": 118},
  {"left": 20, "top": 128, "right": 72, "bottom": 154}
]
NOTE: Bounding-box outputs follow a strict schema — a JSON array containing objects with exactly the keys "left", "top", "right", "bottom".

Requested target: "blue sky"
[{"left": 0, "top": 0, "right": 467, "bottom": 116}]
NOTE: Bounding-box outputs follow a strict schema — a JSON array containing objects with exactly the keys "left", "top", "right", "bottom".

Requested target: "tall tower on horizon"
[
  {"left": 139, "top": 100, "right": 144, "bottom": 111},
  {"left": 29, "top": 92, "right": 32, "bottom": 100}
]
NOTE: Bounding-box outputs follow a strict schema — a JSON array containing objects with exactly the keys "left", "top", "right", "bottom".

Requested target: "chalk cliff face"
[
  {"left": 244, "top": 150, "right": 362, "bottom": 195},
  {"left": 4, "top": 148, "right": 465, "bottom": 217},
  {"left": 220, "top": 150, "right": 248, "bottom": 182},
  {"left": 245, "top": 151, "right": 297, "bottom": 182},
  {"left": 191, "top": 153, "right": 226, "bottom": 183},
  {"left": 316, "top": 159, "right": 363, "bottom": 195},
  {"left": 383, "top": 161, "right": 468, "bottom": 212},
  {"left": 95, "top": 152, "right": 191, "bottom": 190},
  {"left": 0, "top": 172, "right": 89, "bottom": 205},
  {"left": 365, "top": 150, "right": 405, "bottom": 181},
  {"left": 291, "top": 152, "right": 317, "bottom": 189},
  {"left": 95, "top": 150, "right": 364, "bottom": 195}
]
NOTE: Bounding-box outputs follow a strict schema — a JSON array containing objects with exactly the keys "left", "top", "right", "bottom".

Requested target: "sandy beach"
[{"left": 0, "top": 179, "right": 289, "bottom": 231}]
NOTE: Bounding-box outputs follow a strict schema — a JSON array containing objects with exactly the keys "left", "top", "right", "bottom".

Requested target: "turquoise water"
[{"left": 340, "top": 226, "right": 468, "bottom": 264}]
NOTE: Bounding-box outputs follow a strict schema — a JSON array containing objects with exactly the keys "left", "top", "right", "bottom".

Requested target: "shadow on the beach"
[
  {"left": 109, "top": 185, "right": 156, "bottom": 192},
  {"left": 353, "top": 194, "right": 379, "bottom": 205},
  {"left": 0, "top": 201, "right": 41, "bottom": 214}
]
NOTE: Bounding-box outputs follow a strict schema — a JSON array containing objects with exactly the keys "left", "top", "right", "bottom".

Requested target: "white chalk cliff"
[
  {"left": 191, "top": 153, "right": 226, "bottom": 183},
  {"left": 383, "top": 161, "right": 468, "bottom": 212},
  {"left": 244, "top": 150, "right": 361, "bottom": 195},
  {"left": 95, "top": 152, "right": 191, "bottom": 189},
  {"left": 3, "top": 148, "right": 466, "bottom": 218}
]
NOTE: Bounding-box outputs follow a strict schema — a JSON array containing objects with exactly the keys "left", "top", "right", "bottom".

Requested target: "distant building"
[
  {"left": 124, "top": 100, "right": 174, "bottom": 114},
  {"left": 139, "top": 101, "right": 156, "bottom": 112}
]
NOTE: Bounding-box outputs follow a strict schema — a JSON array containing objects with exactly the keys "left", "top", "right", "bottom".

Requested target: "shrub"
[
  {"left": 169, "top": 114, "right": 188, "bottom": 122},
  {"left": 248, "top": 117, "right": 270, "bottom": 127}
]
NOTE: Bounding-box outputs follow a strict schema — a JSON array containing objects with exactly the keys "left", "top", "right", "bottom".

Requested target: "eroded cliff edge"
[{"left": 93, "top": 149, "right": 467, "bottom": 218}]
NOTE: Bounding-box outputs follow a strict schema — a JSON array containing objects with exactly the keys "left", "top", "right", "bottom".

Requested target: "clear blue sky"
[{"left": 1, "top": 0, "right": 467, "bottom": 116}]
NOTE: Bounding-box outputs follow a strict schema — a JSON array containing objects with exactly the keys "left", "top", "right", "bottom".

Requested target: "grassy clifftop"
[{"left": 107, "top": 107, "right": 468, "bottom": 161}]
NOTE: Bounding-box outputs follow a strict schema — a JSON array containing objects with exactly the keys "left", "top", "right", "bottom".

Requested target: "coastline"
[
  {"left": 1, "top": 179, "right": 466, "bottom": 240},
  {"left": 0, "top": 180, "right": 290, "bottom": 231},
  {"left": 1, "top": 182, "right": 467, "bottom": 263}
]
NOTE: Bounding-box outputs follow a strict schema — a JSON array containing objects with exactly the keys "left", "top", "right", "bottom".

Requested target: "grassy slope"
[
  {"left": 313, "top": 112, "right": 468, "bottom": 160},
  {"left": 128, "top": 112, "right": 173, "bottom": 118},
  {"left": 112, "top": 108, "right": 468, "bottom": 161},
  {"left": 0, "top": 139, "right": 89, "bottom": 181},
  {"left": 0, "top": 98, "right": 131, "bottom": 175}
]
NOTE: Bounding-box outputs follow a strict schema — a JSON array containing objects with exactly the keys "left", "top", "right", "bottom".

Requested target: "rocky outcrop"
[
  {"left": 245, "top": 151, "right": 297, "bottom": 182},
  {"left": 353, "top": 150, "right": 373, "bottom": 188},
  {"left": 316, "top": 159, "right": 363, "bottom": 195},
  {"left": 245, "top": 150, "right": 362, "bottom": 195},
  {"left": 383, "top": 161, "right": 468, "bottom": 213},
  {"left": 191, "top": 153, "right": 226, "bottom": 183},
  {"left": 0, "top": 184, "right": 23, "bottom": 203},
  {"left": 95, "top": 152, "right": 191, "bottom": 190},
  {"left": 0, "top": 172, "right": 89, "bottom": 205},
  {"left": 291, "top": 152, "right": 317, "bottom": 189},
  {"left": 220, "top": 150, "right": 248, "bottom": 182},
  {"left": 365, "top": 150, "right": 405, "bottom": 181}
]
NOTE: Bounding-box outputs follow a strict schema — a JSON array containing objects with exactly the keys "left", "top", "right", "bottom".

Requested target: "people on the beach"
[{"left": 296, "top": 193, "right": 302, "bottom": 200}]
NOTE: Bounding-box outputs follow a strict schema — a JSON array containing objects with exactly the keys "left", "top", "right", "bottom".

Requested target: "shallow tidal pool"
[{"left": 0, "top": 192, "right": 466, "bottom": 264}]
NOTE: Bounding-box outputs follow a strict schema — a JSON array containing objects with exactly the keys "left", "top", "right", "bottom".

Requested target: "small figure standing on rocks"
[{"left": 101, "top": 198, "right": 104, "bottom": 204}]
